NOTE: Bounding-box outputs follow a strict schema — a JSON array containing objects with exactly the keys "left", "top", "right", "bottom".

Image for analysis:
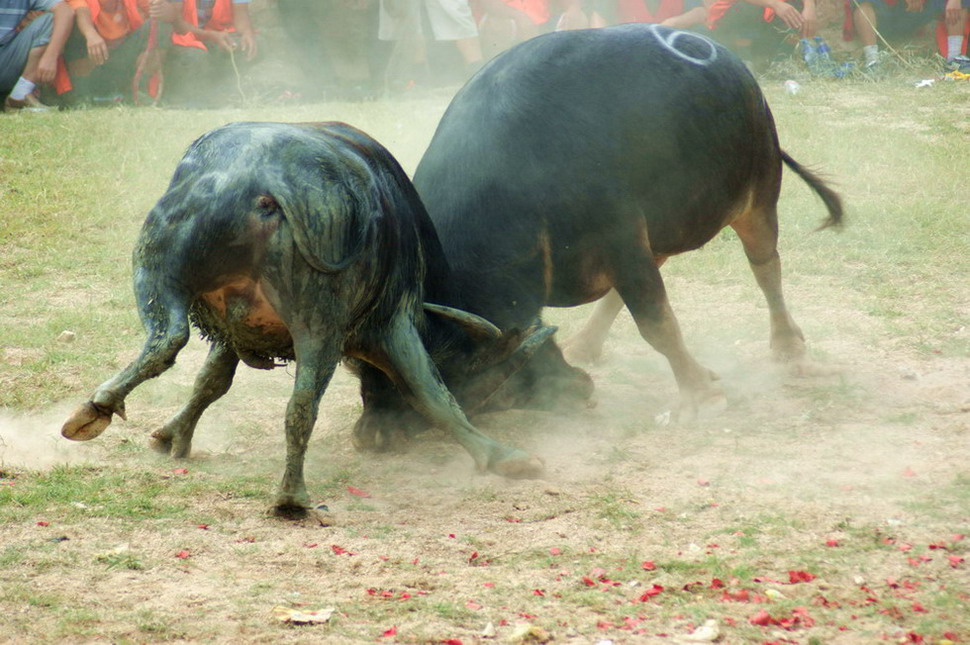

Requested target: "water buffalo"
[
  {"left": 61, "top": 121, "right": 544, "bottom": 516},
  {"left": 356, "top": 24, "right": 843, "bottom": 436}
]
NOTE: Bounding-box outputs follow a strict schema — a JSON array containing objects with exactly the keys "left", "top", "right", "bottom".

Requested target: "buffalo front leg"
[
  {"left": 379, "top": 313, "right": 545, "bottom": 479},
  {"left": 731, "top": 209, "right": 805, "bottom": 361},
  {"left": 273, "top": 338, "right": 340, "bottom": 517},
  {"left": 563, "top": 289, "right": 624, "bottom": 364},
  {"left": 615, "top": 261, "right": 724, "bottom": 421},
  {"left": 150, "top": 342, "right": 239, "bottom": 458},
  {"left": 62, "top": 290, "right": 191, "bottom": 442}
]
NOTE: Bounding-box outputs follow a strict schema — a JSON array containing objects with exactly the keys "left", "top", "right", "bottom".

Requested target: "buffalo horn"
[
  {"left": 465, "top": 324, "right": 558, "bottom": 413},
  {"left": 423, "top": 303, "right": 502, "bottom": 341}
]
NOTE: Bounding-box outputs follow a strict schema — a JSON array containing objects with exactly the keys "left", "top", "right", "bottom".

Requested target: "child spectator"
[
  {"left": 845, "top": 0, "right": 969, "bottom": 72},
  {"left": 57, "top": 0, "right": 180, "bottom": 103},
  {"left": 163, "top": 0, "right": 258, "bottom": 106},
  {"left": 1, "top": 0, "right": 74, "bottom": 112}
]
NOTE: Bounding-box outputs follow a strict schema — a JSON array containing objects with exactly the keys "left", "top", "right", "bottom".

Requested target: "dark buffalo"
[
  {"left": 61, "top": 121, "right": 544, "bottom": 516},
  {"left": 356, "top": 24, "right": 843, "bottom": 436}
]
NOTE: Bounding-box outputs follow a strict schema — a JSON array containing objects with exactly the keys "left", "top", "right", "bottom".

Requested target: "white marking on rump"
[{"left": 647, "top": 25, "right": 718, "bottom": 67}]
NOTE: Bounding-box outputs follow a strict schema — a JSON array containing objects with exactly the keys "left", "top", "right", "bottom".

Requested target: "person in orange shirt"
[
  {"left": 59, "top": 0, "right": 180, "bottom": 102},
  {"left": 163, "top": 0, "right": 257, "bottom": 106},
  {"left": 706, "top": 0, "right": 818, "bottom": 70}
]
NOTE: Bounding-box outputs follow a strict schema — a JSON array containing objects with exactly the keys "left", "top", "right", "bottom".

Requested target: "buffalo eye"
[{"left": 256, "top": 194, "right": 278, "bottom": 211}]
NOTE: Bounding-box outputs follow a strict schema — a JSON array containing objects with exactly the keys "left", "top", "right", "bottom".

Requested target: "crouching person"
[{"left": 1, "top": 0, "right": 73, "bottom": 112}]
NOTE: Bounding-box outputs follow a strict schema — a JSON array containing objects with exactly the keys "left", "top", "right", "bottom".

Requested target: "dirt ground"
[{"left": 3, "top": 257, "right": 968, "bottom": 642}]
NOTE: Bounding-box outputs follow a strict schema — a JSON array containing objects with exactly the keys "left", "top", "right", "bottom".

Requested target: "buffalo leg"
[
  {"left": 62, "top": 287, "right": 191, "bottom": 442},
  {"left": 380, "top": 312, "right": 545, "bottom": 479},
  {"left": 274, "top": 335, "right": 341, "bottom": 516},
  {"left": 352, "top": 363, "right": 426, "bottom": 453},
  {"left": 614, "top": 257, "right": 723, "bottom": 420},
  {"left": 150, "top": 342, "right": 240, "bottom": 458},
  {"left": 731, "top": 209, "right": 805, "bottom": 361},
  {"left": 564, "top": 259, "right": 667, "bottom": 364}
]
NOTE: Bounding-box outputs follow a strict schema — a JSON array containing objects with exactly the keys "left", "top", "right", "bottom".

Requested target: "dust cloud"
[{"left": 0, "top": 405, "right": 95, "bottom": 470}]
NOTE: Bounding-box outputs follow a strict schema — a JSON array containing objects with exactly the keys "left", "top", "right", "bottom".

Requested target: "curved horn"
[
  {"left": 463, "top": 324, "right": 558, "bottom": 413},
  {"left": 423, "top": 303, "right": 502, "bottom": 341}
]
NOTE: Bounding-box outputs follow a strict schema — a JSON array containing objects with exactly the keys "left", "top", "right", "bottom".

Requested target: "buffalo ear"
[{"left": 423, "top": 303, "right": 502, "bottom": 341}]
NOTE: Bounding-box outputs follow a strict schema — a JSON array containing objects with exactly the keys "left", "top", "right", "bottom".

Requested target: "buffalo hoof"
[
  {"left": 351, "top": 415, "right": 409, "bottom": 454},
  {"left": 61, "top": 402, "right": 112, "bottom": 441},
  {"left": 488, "top": 449, "right": 546, "bottom": 480},
  {"left": 148, "top": 432, "right": 173, "bottom": 454},
  {"left": 271, "top": 503, "right": 309, "bottom": 520}
]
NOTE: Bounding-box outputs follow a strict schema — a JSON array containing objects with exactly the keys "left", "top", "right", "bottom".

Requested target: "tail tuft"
[{"left": 781, "top": 150, "right": 844, "bottom": 231}]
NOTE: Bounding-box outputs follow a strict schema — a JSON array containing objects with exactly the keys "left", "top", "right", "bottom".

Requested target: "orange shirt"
[{"left": 66, "top": 0, "right": 148, "bottom": 42}]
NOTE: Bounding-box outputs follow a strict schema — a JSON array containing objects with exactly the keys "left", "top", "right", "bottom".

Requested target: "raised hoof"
[
  {"left": 488, "top": 449, "right": 546, "bottom": 480},
  {"left": 351, "top": 416, "right": 409, "bottom": 454},
  {"left": 61, "top": 401, "right": 113, "bottom": 441}
]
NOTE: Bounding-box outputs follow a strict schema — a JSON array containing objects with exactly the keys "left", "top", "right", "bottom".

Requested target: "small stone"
[{"left": 57, "top": 331, "right": 76, "bottom": 343}]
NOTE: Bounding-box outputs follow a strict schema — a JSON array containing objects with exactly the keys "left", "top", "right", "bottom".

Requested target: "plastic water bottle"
[
  {"left": 814, "top": 36, "right": 832, "bottom": 64},
  {"left": 800, "top": 38, "right": 817, "bottom": 67}
]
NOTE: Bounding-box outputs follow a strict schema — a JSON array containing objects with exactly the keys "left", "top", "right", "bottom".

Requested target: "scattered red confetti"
[
  {"left": 468, "top": 551, "right": 478, "bottom": 562},
  {"left": 825, "top": 539, "right": 840, "bottom": 547},
  {"left": 749, "top": 609, "right": 774, "bottom": 626},
  {"left": 483, "top": 582, "right": 495, "bottom": 588},
  {"left": 905, "top": 632, "right": 924, "bottom": 643},
  {"left": 172, "top": 468, "right": 189, "bottom": 475},
  {"left": 197, "top": 524, "right": 209, "bottom": 530},
  {"left": 549, "top": 547, "right": 561, "bottom": 556},
  {"left": 653, "top": 506, "right": 667, "bottom": 513},
  {"left": 36, "top": 521, "right": 49, "bottom": 527},
  {"left": 947, "top": 555, "right": 965, "bottom": 568},
  {"left": 175, "top": 550, "right": 190, "bottom": 559},
  {"left": 898, "top": 543, "right": 914, "bottom": 552},
  {"left": 381, "top": 626, "right": 397, "bottom": 638},
  {"left": 641, "top": 561, "right": 656, "bottom": 571},
  {"left": 788, "top": 570, "right": 817, "bottom": 584},
  {"left": 533, "top": 589, "right": 545, "bottom": 596},
  {"left": 346, "top": 485, "right": 371, "bottom": 498},
  {"left": 697, "top": 479, "right": 710, "bottom": 486},
  {"left": 303, "top": 543, "right": 319, "bottom": 548},
  {"left": 911, "top": 601, "right": 927, "bottom": 613},
  {"left": 331, "top": 544, "right": 356, "bottom": 555},
  {"left": 504, "top": 517, "right": 522, "bottom": 523},
  {"left": 928, "top": 543, "right": 948, "bottom": 550},
  {"left": 448, "top": 533, "right": 456, "bottom": 538},
  {"left": 902, "top": 467, "right": 917, "bottom": 478},
  {"left": 709, "top": 578, "right": 725, "bottom": 589},
  {"left": 582, "top": 577, "right": 597, "bottom": 587},
  {"left": 637, "top": 584, "right": 664, "bottom": 601},
  {"left": 951, "top": 534, "right": 965, "bottom": 542},
  {"left": 442, "top": 640, "right": 463, "bottom": 645},
  {"left": 465, "top": 601, "right": 482, "bottom": 610}
]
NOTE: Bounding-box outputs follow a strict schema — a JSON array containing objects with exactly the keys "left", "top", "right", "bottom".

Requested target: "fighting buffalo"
[
  {"left": 356, "top": 24, "right": 843, "bottom": 437},
  {"left": 61, "top": 121, "right": 545, "bottom": 515}
]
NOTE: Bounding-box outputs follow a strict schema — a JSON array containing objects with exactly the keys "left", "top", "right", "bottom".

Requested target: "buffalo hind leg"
[
  {"left": 273, "top": 335, "right": 341, "bottom": 517},
  {"left": 379, "top": 312, "right": 545, "bottom": 479},
  {"left": 615, "top": 257, "right": 724, "bottom": 421},
  {"left": 62, "top": 288, "right": 191, "bottom": 442},
  {"left": 731, "top": 207, "right": 805, "bottom": 361},
  {"left": 564, "top": 258, "right": 667, "bottom": 364},
  {"left": 150, "top": 342, "right": 240, "bottom": 458}
]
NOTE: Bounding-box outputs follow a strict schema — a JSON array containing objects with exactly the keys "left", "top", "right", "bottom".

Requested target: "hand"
[
  {"left": 87, "top": 33, "right": 109, "bottom": 65},
  {"left": 773, "top": 1, "right": 804, "bottom": 31},
  {"left": 36, "top": 52, "right": 58, "bottom": 83},
  {"left": 239, "top": 29, "right": 257, "bottom": 61},
  {"left": 209, "top": 30, "right": 237, "bottom": 53}
]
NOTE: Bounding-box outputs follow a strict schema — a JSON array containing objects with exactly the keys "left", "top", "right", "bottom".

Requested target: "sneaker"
[
  {"left": 944, "top": 55, "right": 970, "bottom": 73},
  {"left": 3, "top": 92, "right": 51, "bottom": 113}
]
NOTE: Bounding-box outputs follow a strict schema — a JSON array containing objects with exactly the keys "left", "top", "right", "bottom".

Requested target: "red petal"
[
  {"left": 175, "top": 550, "right": 190, "bottom": 559},
  {"left": 549, "top": 547, "right": 562, "bottom": 556},
  {"left": 902, "top": 467, "right": 916, "bottom": 478},
  {"left": 36, "top": 521, "right": 49, "bottom": 527},
  {"left": 641, "top": 560, "right": 656, "bottom": 571},
  {"left": 749, "top": 609, "right": 774, "bottom": 626},
  {"left": 947, "top": 555, "right": 964, "bottom": 568},
  {"left": 381, "top": 626, "right": 397, "bottom": 637},
  {"left": 788, "top": 570, "right": 817, "bottom": 584},
  {"left": 465, "top": 601, "right": 482, "bottom": 610},
  {"left": 197, "top": 524, "right": 209, "bottom": 530},
  {"left": 533, "top": 589, "right": 545, "bottom": 596},
  {"left": 172, "top": 468, "right": 189, "bottom": 475},
  {"left": 825, "top": 539, "right": 840, "bottom": 547},
  {"left": 346, "top": 485, "right": 371, "bottom": 498}
]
